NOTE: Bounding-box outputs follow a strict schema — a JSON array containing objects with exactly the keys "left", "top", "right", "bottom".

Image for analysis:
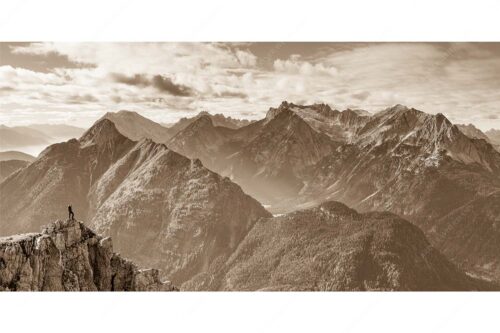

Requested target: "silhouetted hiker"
[{"left": 68, "top": 205, "right": 75, "bottom": 220}]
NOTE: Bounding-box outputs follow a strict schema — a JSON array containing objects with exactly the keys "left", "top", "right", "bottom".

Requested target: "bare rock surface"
[{"left": 0, "top": 219, "right": 177, "bottom": 291}]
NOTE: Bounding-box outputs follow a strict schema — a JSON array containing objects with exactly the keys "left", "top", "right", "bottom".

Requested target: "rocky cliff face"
[
  {"left": 0, "top": 219, "right": 176, "bottom": 291},
  {"left": 184, "top": 201, "right": 497, "bottom": 291}
]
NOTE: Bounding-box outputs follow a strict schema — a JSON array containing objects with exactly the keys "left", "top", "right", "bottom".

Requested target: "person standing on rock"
[{"left": 68, "top": 205, "right": 75, "bottom": 220}]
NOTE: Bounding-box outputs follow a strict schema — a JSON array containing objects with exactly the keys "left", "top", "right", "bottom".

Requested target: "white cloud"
[
  {"left": 273, "top": 55, "right": 338, "bottom": 76},
  {"left": 2, "top": 42, "right": 500, "bottom": 130}
]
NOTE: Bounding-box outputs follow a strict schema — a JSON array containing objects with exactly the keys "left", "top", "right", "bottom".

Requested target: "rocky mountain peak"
[
  {"left": 388, "top": 103, "right": 410, "bottom": 113},
  {"left": 197, "top": 110, "right": 210, "bottom": 117},
  {"left": 265, "top": 101, "right": 293, "bottom": 121},
  {"left": 104, "top": 110, "right": 139, "bottom": 118},
  {"left": 79, "top": 118, "right": 128, "bottom": 148},
  {"left": 0, "top": 219, "right": 177, "bottom": 291},
  {"left": 192, "top": 114, "right": 214, "bottom": 127},
  {"left": 278, "top": 100, "right": 294, "bottom": 109},
  {"left": 310, "top": 103, "right": 333, "bottom": 113}
]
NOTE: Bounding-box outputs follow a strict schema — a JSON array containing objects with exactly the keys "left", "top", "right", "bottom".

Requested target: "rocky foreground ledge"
[{"left": 0, "top": 219, "right": 177, "bottom": 291}]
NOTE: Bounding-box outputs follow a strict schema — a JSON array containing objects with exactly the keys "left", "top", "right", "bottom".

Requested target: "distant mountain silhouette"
[
  {"left": 0, "top": 151, "right": 35, "bottom": 162},
  {"left": 0, "top": 125, "right": 51, "bottom": 148},
  {"left": 26, "top": 124, "right": 85, "bottom": 139},
  {"left": 0, "top": 124, "right": 85, "bottom": 154}
]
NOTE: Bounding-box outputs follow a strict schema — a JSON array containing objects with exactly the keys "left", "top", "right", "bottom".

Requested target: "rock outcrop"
[{"left": 0, "top": 219, "right": 177, "bottom": 291}]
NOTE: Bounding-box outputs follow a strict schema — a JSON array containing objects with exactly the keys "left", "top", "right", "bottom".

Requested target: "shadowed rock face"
[
  {"left": 0, "top": 219, "right": 177, "bottom": 291},
  {"left": 184, "top": 201, "right": 498, "bottom": 291}
]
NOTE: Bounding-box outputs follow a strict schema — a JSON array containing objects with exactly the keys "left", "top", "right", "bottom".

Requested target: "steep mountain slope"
[
  {"left": 227, "top": 108, "right": 338, "bottom": 202},
  {"left": 184, "top": 202, "right": 496, "bottom": 291},
  {"left": 0, "top": 151, "right": 35, "bottom": 162},
  {"left": 88, "top": 139, "right": 271, "bottom": 285},
  {"left": 100, "top": 110, "right": 174, "bottom": 143},
  {"left": 430, "top": 191, "right": 500, "bottom": 281},
  {"left": 0, "top": 119, "right": 135, "bottom": 235},
  {"left": 168, "top": 115, "right": 237, "bottom": 171},
  {"left": 0, "top": 119, "right": 271, "bottom": 286},
  {"left": 0, "top": 219, "right": 176, "bottom": 291},
  {"left": 0, "top": 159, "right": 29, "bottom": 181}
]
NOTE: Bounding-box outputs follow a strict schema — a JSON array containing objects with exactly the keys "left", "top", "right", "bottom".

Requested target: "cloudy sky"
[{"left": 1, "top": 42, "right": 499, "bottom": 130}]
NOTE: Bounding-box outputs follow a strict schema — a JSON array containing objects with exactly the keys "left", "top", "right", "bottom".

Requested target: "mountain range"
[
  {"left": 163, "top": 102, "right": 500, "bottom": 282},
  {"left": 0, "top": 119, "right": 269, "bottom": 287},
  {"left": 1, "top": 102, "right": 499, "bottom": 289}
]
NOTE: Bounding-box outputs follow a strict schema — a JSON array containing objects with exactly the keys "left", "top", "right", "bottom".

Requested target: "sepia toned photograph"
[{"left": 1, "top": 41, "right": 499, "bottom": 292}]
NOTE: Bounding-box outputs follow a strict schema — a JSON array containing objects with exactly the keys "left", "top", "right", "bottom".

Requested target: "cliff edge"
[{"left": 0, "top": 219, "right": 177, "bottom": 291}]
